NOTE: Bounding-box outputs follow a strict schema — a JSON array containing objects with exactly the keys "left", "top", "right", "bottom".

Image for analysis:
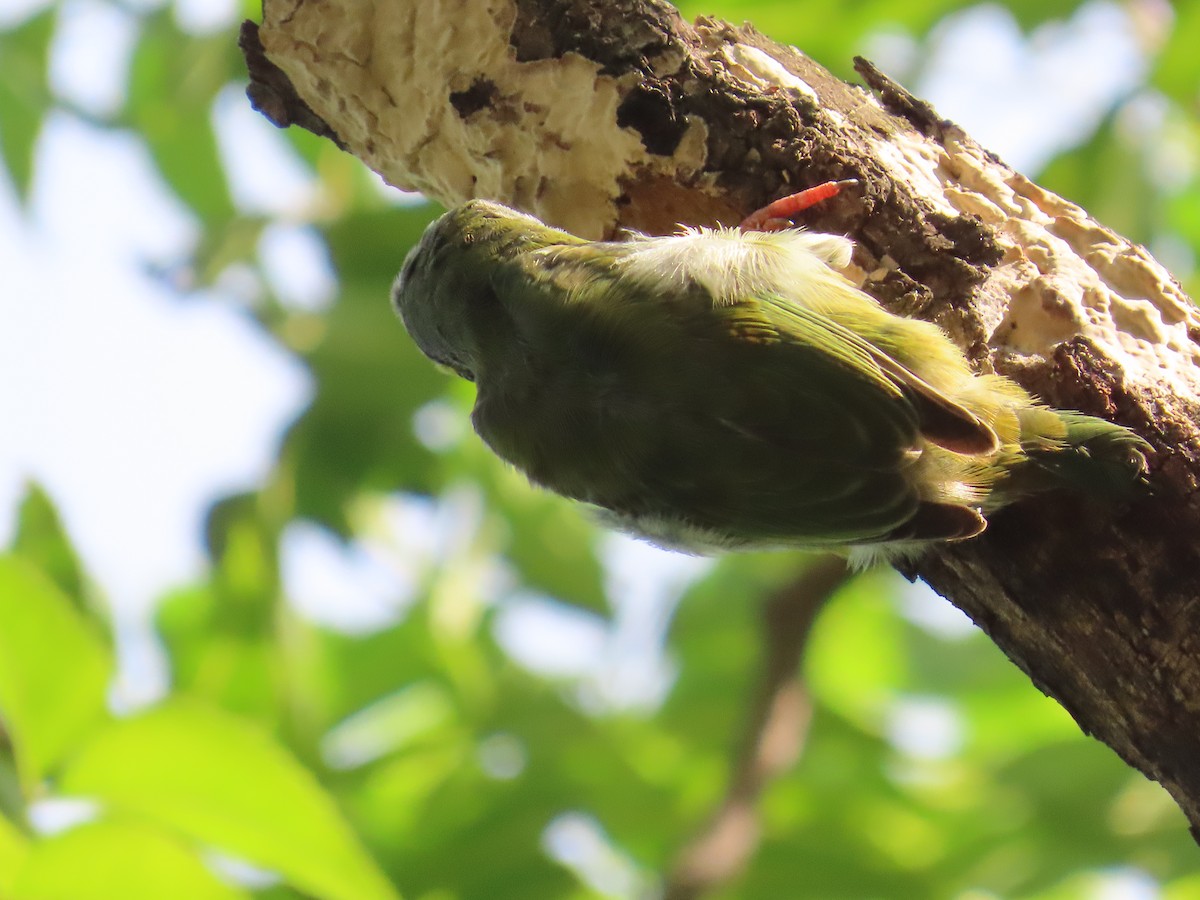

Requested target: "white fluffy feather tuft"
[{"left": 618, "top": 227, "right": 855, "bottom": 306}]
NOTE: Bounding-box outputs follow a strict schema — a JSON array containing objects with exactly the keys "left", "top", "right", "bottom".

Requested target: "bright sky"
[
  {"left": 908, "top": 1, "right": 1148, "bottom": 173},
  {"left": 0, "top": 1, "right": 1156, "bottom": 710}
]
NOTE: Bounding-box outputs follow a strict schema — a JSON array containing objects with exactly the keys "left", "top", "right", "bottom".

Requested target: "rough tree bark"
[{"left": 242, "top": 0, "right": 1200, "bottom": 837}]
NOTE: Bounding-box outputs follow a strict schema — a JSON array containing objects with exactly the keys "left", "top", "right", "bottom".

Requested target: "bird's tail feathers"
[{"left": 990, "top": 408, "right": 1149, "bottom": 506}]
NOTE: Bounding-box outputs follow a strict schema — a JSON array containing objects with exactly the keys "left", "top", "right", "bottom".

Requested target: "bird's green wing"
[
  {"left": 608, "top": 293, "right": 917, "bottom": 544},
  {"left": 701, "top": 293, "right": 989, "bottom": 544},
  {"left": 746, "top": 292, "right": 998, "bottom": 455}
]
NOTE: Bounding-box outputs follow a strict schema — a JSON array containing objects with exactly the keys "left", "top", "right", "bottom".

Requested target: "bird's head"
[{"left": 391, "top": 200, "right": 564, "bottom": 381}]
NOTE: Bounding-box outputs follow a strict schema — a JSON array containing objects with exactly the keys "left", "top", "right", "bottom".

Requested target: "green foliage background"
[{"left": 2, "top": 1, "right": 1198, "bottom": 898}]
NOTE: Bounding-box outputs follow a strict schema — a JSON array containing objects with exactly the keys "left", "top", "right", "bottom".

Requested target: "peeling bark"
[{"left": 244, "top": 0, "right": 1200, "bottom": 835}]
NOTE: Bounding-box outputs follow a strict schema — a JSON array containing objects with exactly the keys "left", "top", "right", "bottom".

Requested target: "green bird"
[{"left": 392, "top": 191, "right": 1147, "bottom": 567}]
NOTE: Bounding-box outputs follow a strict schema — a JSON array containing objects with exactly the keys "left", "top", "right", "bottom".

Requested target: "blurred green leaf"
[
  {"left": 157, "top": 493, "right": 285, "bottom": 721},
  {"left": 990, "top": 0, "right": 1093, "bottom": 30},
  {"left": 0, "top": 9, "right": 54, "bottom": 199},
  {"left": 349, "top": 679, "right": 646, "bottom": 898},
  {"left": 1039, "top": 112, "right": 1158, "bottom": 246},
  {"left": 988, "top": 743, "right": 1134, "bottom": 885},
  {"left": 1165, "top": 872, "right": 1200, "bottom": 900},
  {"left": 664, "top": 554, "right": 773, "bottom": 759},
  {"left": 156, "top": 580, "right": 282, "bottom": 721},
  {"left": 60, "top": 700, "right": 400, "bottom": 900},
  {"left": 11, "top": 819, "right": 250, "bottom": 900},
  {"left": 1164, "top": 171, "right": 1200, "bottom": 297},
  {"left": 898, "top": 616, "right": 1082, "bottom": 762},
  {"left": 321, "top": 680, "right": 458, "bottom": 771},
  {"left": 286, "top": 206, "right": 445, "bottom": 531},
  {"left": 0, "top": 810, "right": 30, "bottom": 895},
  {"left": 192, "top": 215, "right": 270, "bottom": 288},
  {"left": 12, "top": 483, "right": 87, "bottom": 607},
  {"left": 282, "top": 615, "right": 445, "bottom": 745},
  {"left": 125, "top": 12, "right": 236, "bottom": 223},
  {"left": 674, "top": 0, "right": 1092, "bottom": 79},
  {"left": 1152, "top": 0, "right": 1200, "bottom": 105},
  {"left": 464, "top": 442, "right": 609, "bottom": 613},
  {"left": 0, "top": 556, "right": 111, "bottom": 791},
  {"left": 804, "top": 568, "right": 908, "bottom": 728}
]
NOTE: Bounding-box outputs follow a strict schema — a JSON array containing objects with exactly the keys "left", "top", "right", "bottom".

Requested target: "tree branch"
[
  {"left": 243, "top": 0, "right": 1200, "bottom": 835},
  {"left": 664, "top": 556, "right": 849, "bottom": 900}
]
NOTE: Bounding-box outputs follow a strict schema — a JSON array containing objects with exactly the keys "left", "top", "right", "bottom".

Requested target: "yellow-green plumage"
[{"left": 392, "top": 200, "right": 1147, "bottom": 566}]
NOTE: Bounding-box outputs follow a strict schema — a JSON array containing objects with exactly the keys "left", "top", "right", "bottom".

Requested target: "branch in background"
[
  {"left": 664, "top": 556, "right": 850, "bottom": 899},
  {"left": 240, "top": 0, "right": 1200, "bottom": 838}
]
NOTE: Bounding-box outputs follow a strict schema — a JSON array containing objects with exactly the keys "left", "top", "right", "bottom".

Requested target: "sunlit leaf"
[
  {"left": 0, "top": 810, "right": 30, "bottom": 895},
  {"left": 286, "top": 206, "right": 445, "bottom": 531},
  {"left": 465, "top": 444, "right": 609, "bottom": 614},
  {"left": 322, "top": 681, "right": 457, "bottom": 771},
  {"left": 12, "top": 819, "right": 250, "bottom": 900},
  {"left": 0, "top": 9, "right": 54, "bottom": 199},
  {"left": 804, "top": 568, "right": 907, "bottom": 728},
  {"left": 667, "top": 553, "right": 808, "bottom": 746},
  {"left": 0, "top": 556, "right": 111, "bottom": 790},
  {"left": 59, "top": 700, "right": 400, "bottom": 900},
  {"left": 283, "top": 613, "right": 445, "bottom": 741},
  {"left": 1152, "top": 0, "right": 1200, "bottom": 105},
  {"left": 125, "top": 12, "right": 236, "bottom": 223},
  {"left": 192, "top": 215, "right": 270, "bottom": 288},
  {"left": 1165, "top": 872, "right": 1200, "bottom": 900},
  {"left": 155, "top": 494, "right": 284, "bottom": 720},
  {"left": 12, "top": 483, "right": 87, "bottom": 607}
]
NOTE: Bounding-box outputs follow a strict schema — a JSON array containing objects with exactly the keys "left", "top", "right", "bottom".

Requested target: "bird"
[{"left": 391, "top": 185, "right": 1147, "bottom": 567}]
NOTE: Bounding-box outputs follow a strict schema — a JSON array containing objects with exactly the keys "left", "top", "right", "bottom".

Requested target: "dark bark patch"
[
  {"left": 928, "top": 210, "right": 1004, "bottom": 267},
  {"left": 853, "top": 56, "right": 946, "bottom": 139},
  {"left": 450, "top": 78, "right": 499, "bottom": 119},
  {"left": 509, "top": 0, "right": 689, "bottom": 75},
  {"left": 617, "top": 82, "right": 688, "bottom": 155},
  {"left": 239, "top": 20, "right": 346, "bottom": 149}
]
